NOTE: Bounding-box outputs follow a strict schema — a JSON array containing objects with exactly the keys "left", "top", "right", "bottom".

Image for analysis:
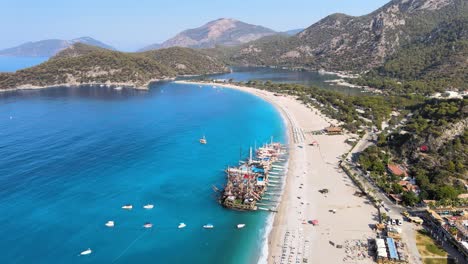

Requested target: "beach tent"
[
  {"left": 377, "top": 248, "right": 388, "bottom": 258},
  {"left": 386, "top": 237, "right": 399, "bottom": 260},
  {"left": 376, "top": 238, "right": 386, "bottom": 249}
]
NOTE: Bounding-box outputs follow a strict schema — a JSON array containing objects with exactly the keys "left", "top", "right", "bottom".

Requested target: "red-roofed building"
[
  {"left": 420, "top": 145, "right": 429, "bottom": 152},
  {"left": 389, "top": 194, "right": 403, "bottom": 204},
  {"left": 388, "top": 163, "right": 408, "bottom": 178},
  {"left": 398, "top": 180, "right": 420, "bottom": 194}
]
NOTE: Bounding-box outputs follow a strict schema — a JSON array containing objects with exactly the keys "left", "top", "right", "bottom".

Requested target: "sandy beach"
[{"left": 176, "top": 80, "right": 378, "bottom": 263}]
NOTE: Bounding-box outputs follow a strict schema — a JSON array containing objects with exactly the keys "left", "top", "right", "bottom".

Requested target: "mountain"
[
  {"left": 0, "top": 37, "right": 115, "bottom": 57},
  {"left": 0, "top": 43, "right": 227, "bottom": 90},
  {"left": 283, "top": 29, "right": 304, "bottom": 36},
  {"left": 140, "top": 18, "right": 276, "bottom": 51},
  {"left": 376, "top": 18, "right": 467, "bottom": 86},
  {"left": 222, "top": 0, "right": 467, "bottom": 72}
]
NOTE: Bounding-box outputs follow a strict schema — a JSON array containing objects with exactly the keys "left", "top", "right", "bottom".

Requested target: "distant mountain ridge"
[
  {"left": 139, "top": 18, "right": 277, "bottom": 51},
  {"left": 0, "top": 37, "right": 115, "bottom": 57},
  {"left": 221, "top": 0, "right": 467, "bottom": 72},
  {"left": 0, "top": 43, "right": 227, "bottom": 90}
]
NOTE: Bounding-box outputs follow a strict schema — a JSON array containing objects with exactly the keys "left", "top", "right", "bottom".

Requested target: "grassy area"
[
  {"left": 422, "top": 258, "right": 456, "bottom": 264},
  {"left": 416, "top": 229, "right": 450, "bottom": 264}
]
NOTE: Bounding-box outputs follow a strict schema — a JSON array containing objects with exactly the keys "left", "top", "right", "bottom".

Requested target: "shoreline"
[
  {"left": 175, "top": 80, "right": 377, "bottom": 263},
  {"left": 175, "top": 80, "right": 293, "bottom": 264},
  {"left": 0, "top": 81, "right": 157, "bottom": 93},
  {"left": 0, "top": 76, "right": 182, "bottom": 93}
]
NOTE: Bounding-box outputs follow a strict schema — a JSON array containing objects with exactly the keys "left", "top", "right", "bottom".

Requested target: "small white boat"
[
  {"left": 80, "top": 248, "right": 92, "bottom": 255},
  {"left": 143, "top": 204, "right": 154, "bottom": 209},
  {"left": 203, "top": 224, "right": 214, "bottom": 229},
  {"left": 199, "top": 135, "right": 207, "bottom": 144},
  {"left": 114, "top": 86, "right": 123, "bottom": 90},
  {"left": 143, "top": 222, "right": 153, "bottom": 229},
  {"left": 237, "top": 224, "right": 246, "bottom": 229},
  {"left": 178, "top": 223, "right": 186, "bottom": 229},
  {"left": 121, "top": 204, "right": 133, "bottom": 210},
  {"left": 105, "top": 221, "right": 115, "bottom": 227}
]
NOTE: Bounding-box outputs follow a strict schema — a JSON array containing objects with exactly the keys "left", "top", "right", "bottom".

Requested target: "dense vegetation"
[
  {"left": 142, "top": 47, "right": 226, "bottom": 76},
  {"left": 235, "top": 80, "right": 423, "bottom": 131},
  {"left": 0, "top": 43, "right": 227, "bottom": 90},
  {"left": 359, "top": 99, "right": 468, "bottom": 206}
]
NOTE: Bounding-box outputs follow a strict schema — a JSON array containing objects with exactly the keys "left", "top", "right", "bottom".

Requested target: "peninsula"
[{"left": 0, "top": 43, "right": 228, "bottom": 91}]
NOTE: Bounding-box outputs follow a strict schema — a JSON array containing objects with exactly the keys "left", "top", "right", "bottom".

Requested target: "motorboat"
[
  {"left": 203, "top": 224, "right": 214, "bottom": 229},
  {"left": 143, "top": 204, "right": 154, "bottom": 209},
  {"left": 178, "top": 223, "right": 186, "bottom": 229},
  {"left": 122, "top": 204, "right": 133, "bottom": 210},
  {"left": 199, "top": 136, "right": 207, "bottom": 144},
  {"left": 237, "top": 224, "right": 246, "bottom": 229},
  {"left": 80, "top": 248, "right": 92, "bottom": 255},
  {"left": 105, "top": 221, "right": 115, "bottom": 227},
  {"left": 143, "top": 222, "right": 153, "bottom": 229}
]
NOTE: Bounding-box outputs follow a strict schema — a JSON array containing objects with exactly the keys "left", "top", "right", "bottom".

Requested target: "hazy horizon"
[{"left": 1, "top": 0, "right": 389, "bottom": 51}]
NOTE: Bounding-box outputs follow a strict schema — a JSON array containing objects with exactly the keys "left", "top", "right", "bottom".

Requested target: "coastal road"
[{"left": 344, "top": 131, "right": 423, "bottom": 264}]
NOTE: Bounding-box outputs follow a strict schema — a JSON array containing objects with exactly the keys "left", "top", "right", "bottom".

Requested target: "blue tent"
[{"left": 386, "top": 237, "right": 399, "bottom": 260}]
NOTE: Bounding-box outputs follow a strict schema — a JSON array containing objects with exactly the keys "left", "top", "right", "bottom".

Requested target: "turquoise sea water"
[
  {"left": 0, "top": 56, "right": 49, "bottom": 72},
  {"left": 0, "top": 83, "right": 286, "bottom": 263}
]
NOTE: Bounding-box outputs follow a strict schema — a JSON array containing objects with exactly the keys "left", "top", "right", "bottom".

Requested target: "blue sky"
[{"left": 1, "top": 0, "right": 390, "bottom": 51}]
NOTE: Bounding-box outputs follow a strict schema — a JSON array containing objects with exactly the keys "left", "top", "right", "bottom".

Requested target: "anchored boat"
[
  {"left": 121, "top": 204, "right": 133, "bottom": 210},
  {"left": 203, "top": 224, "right": 214, "bottom": 229},
  {"left": 80, "top": 248, "right": 92, "bottom": 255},
  {"left": 220, "top": 140, "right": 285, "bottom": 211},
  {"left": 199, "top": 135, "right": 207, "bottom": 144},
  {"left": 237, "top": 224, "right": 246, "bottom": 229}
]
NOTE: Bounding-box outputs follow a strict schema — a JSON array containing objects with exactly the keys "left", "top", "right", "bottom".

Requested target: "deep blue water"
[
  {"left": 0, "top": 83, "right": 286, "bottom": 264},
  {"left": 0, "top": 56, "right": 49, "bottom": 72}
]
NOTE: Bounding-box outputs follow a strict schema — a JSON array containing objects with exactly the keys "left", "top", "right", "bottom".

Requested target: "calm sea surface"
[
  {"left": 190, "top": 66, "right": 364, "bottom": 95},
  {"left": 0, "top": 56, "right": 49, "bottom": 72}
]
